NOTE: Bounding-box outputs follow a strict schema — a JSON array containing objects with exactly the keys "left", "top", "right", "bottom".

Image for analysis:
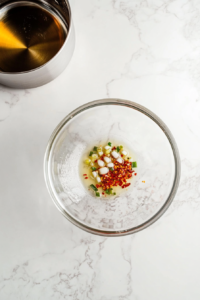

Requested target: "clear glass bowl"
[{"left": 44, "top": 99, "right": 180, "bottom": 236}]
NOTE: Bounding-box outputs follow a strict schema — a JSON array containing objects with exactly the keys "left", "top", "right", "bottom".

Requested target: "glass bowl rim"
[{"left": 44, "top": 98, "right": 181, "bottom": 237}]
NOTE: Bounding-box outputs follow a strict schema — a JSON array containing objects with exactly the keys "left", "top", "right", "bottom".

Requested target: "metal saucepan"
[{"left": 0, "top": 0, "right": 75, "bottom": 88}]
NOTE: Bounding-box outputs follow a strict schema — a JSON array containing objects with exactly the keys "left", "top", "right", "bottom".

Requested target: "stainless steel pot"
[{"left": 0, "top": 0, "right": 75, "bottom": 88}]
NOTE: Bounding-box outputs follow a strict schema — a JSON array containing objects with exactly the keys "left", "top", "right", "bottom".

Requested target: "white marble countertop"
[{"left": 1, "top": 0, "right": 200, "bottom": 299}]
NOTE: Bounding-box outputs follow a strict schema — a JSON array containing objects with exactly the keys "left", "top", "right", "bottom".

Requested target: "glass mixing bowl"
[{"left": 44, "top": 99, "right": 180, "bottom": 236}]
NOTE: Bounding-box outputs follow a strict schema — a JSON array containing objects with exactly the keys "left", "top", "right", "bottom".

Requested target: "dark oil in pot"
[{"left": 0, "top": 1, "right": 68, "bottom": 72}]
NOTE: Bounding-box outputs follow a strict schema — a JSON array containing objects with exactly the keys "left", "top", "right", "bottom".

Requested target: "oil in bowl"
[{"left": 0, "top": 1, "right": 67, "bottom": 72}]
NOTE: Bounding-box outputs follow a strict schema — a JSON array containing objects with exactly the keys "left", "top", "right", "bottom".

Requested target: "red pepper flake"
[
  {"left": 83, "top": 174, "right": 87, "bottom": 176},
  {"left": 85, "top": 177, "right": 88, "bottom": 179},
  {"left": 100, "top": 160, "right": 133, "bottom": 191},
  {"left": 122, "top": 183, "right": 131, "bottom": 188},
  {"left": 134, "top": 173, "right": 137, "bottom": 176}
]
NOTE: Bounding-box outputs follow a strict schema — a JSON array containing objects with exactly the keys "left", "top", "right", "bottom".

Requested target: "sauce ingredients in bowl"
[{"left": 81, "top": 142, "right": 137, "bottom": 197}]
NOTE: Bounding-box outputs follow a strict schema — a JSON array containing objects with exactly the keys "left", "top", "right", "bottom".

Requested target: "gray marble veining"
[{"left": 1, "top": 0, "right": 200, "bottom": 299}]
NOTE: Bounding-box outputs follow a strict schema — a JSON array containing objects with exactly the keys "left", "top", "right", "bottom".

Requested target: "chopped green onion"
[
  {"left": 105, "top": 188, "right": 113, "bottom": 195},
  {"left": 132, "top": 161, "right": 137, "bottom": 168},
  {"left": 113, "top": 192, "right": 116, "bottom": 195},
  {"left": 93, "top": 146, "right": 98, "bottom": 151},
  {"left": 90, "top": 184, "right": 98, "bottom": 191},
  {"left": 116, "top": 146, "right": 120, "bottom": 152},
  {"left": 96, "top": 192, "right": 100, "bottom": 197},
  {"left": 109, "top": 167, "right": 114, "bottom": 172},
  {"left": 108, "top": 142, "right": 112, "bottom": 147},
  {"left": 120, "top": 145, "right": 123, "bottom": 149},
  {"left": 89, "top": 151, "right": 93, "bottom": 156},
  {"left": 85, "top": 159, "right": 91, "bottom": 165},
  {"left": 105, "top": 149, "right": 111, "bottom": 155},
  {"left": 91, "top": 167, "right": 97, "bottom": 171},
  {"left": 91, "top": 153, "right": 98, "bottom": 162}
]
